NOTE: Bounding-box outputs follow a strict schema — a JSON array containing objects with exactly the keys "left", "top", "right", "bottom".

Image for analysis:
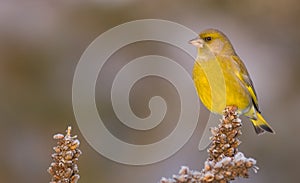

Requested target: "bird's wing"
[{"left": 232, "top": 55, "right": 260, "bottom": 112}]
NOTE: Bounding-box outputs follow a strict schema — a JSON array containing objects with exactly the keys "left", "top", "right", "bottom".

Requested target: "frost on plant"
[{"left": 160, "top": 106, "right": 258, "bottom": 183}]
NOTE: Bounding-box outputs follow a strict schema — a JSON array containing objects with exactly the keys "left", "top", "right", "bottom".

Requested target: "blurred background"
[{"left": 1, "top": 0, "right": 299, "bottom": 182}]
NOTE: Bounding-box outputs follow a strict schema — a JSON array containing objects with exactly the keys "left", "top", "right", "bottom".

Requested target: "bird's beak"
[{"left": 189, "top": 37, "right": 204, "bottom": 48}]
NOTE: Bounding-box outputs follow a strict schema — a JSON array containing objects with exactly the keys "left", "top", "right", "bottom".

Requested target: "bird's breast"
[{"left": 192, "top": 58, "right": 251, "bottom": 114}]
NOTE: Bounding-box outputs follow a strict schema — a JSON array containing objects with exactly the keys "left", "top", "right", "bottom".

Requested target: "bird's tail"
[{"left": 250, "top": 112, "right": 275, "bottom": 135}]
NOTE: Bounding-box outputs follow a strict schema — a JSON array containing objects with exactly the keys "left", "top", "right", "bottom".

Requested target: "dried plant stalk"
[
  {"left": 160, "top": 106, "right": 258, "bottom": 183},
  {"left": 48, "top": 126, "right": 82, "bottom": 183}
]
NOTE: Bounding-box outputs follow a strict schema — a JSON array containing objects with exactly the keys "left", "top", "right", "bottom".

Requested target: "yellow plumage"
[{"left": 190, "top": 29, "right": 274, "bottom": 134}]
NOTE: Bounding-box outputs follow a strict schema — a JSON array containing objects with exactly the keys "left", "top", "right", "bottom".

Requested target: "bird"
[{"left": 190, "top": 29, "right": 274, "bottom": 134}]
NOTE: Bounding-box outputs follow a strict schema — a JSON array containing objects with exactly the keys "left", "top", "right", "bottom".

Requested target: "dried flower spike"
[
  {"left": 48, "top": 126, "right": 82, "bottom": 183},
  {"left": 160, "top": 106, "right": 258, "bottom": 183}
]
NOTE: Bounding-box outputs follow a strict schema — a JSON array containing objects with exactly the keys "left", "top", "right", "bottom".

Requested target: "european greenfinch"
[{"left": 190, "top": 29, "right": 274, "bottom": 134}]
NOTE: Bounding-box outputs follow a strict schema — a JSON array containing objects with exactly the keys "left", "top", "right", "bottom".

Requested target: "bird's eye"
[{"left": 204, "top": 37, "right": 212, "bottom": 42}]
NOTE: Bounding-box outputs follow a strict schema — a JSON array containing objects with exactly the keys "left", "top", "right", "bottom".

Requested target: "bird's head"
[{"left": 190, "top": 29, "right": 235, "bottom": 56}]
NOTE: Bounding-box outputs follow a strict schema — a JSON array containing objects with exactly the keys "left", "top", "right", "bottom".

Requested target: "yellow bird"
[{"left": 190, "top": 29, "right": 274, "bottom": 134}]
